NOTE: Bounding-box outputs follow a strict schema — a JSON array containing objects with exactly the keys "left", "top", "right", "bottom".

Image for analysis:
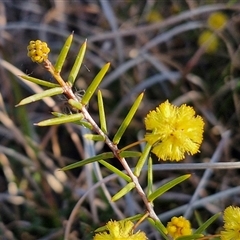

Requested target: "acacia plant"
[{"left": 17, "top": 33, "right": 235, "bottom": 240}]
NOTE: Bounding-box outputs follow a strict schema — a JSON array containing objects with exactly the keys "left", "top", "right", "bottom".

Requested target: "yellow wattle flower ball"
[
  {"left": 167, "top": 216, "right": 192, "bottom": 239},
  {"left": 144, "top": 100, "right": 204, "bottom": 161},
  {"left": 221, "top": 206, "right": 240, "bottom": 240},
  {"left": 198, "top": 30, "right": 219, "bottom": 54},
  {"left": 27, "top": 40, "right": 50, "bottom": 63},
  {"left": 146, "top": 9, "right": 163, "bottom": 23},
  {"left": 207, "top": 12, "right": 228, "bottom": 30},
  {"left": 93, "top": 220, "right": 148, "bottom": 240}
]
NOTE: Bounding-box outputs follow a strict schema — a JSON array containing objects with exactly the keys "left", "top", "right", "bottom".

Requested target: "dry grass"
[{"left": 1, "top": 1, "right": 240, "bottom": 239}]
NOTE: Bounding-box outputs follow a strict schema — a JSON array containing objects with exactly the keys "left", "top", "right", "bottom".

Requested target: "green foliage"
[
  {"left": 112, "top": 92, "right": 144, "bottom": 145},
  {"left": 67, "top": 39, "right": 87, "bottom": 85},
  {"left": 194, "top": 213, "right": 221, "bottom": 235},
  {"left": 16, "top": 87, "right": 64, "bottom": 106},
  {"left": 55, "top": 33, "right": 73, "bottom": 73},
  {"left": 61, "top": 152, "right": 114, "bottom": 170},
  {"left": 111, "top": 182, "right": 136, "bottom": 201},
  {"left": 81, "top": 62, "right": 110, "bottom": 105},
  {"left": 97, "top": 90, "right": 107, "bottom": 134}
]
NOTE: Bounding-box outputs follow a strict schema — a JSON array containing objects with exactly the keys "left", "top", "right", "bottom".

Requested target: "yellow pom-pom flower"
[
  {"left": 146, "top": 9, "right": 163, "bottom": 23},
  {"left": 221, "top": 206, "right": 240, "bottom": 240},
  {"left": 198, "top": 30, "right": 219, "bottom": 54},
  {"left": 207, "top": 12, "right": 228, "bottom": 30},
  {"left": 144, "top": 100, "right": 204, "bottom": 161},
  {"left": 167, "top": 216, "right": 192, "bottom": 240},
  {"left": 93, "top": 220, "right": 147, "bottom": 240},
  {"left": 27, "top": 40, "right": 50, "bottom": 63}
]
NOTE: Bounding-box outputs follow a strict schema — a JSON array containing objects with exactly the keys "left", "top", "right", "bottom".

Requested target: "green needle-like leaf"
[
  {"left": 68, "top": 99, "right": 83, "bottom": 111},
  {"left": 113, "top": 92, "right": 144, "bottom": 145},
  {"left": 99, "top": 160, "right": 131, "bottom": 182},
  {"left": 147, "top": 156, "right": 153, "bottom": 197},
  {"left": 134, "top": 142, "right": 151, "bottom": 177},
  {"left": 51, "top": 112, "right": 66, "bottom": 117},
  {"left": 61, "top": 152, "right": 114, "bottom": 171},
  {"left": 35, "top": 113, "right": 84, "bottom": 126},
  {"left": 111, "top": 182, "right": 135, "bottom": 202},
  {"left": 194, "top": 213, "right": 221, "bottom": 235},
  {"left": 67, "top": 39, "right": 87, "bottom": 85},
  {"left": 16, "top": 87, "right": 64, "bottom": 106},
  {"left": 20, "top": 75, "right": 60, "bottom": 88},
  {"left": 51, "top": 111, "right": 92, "bottom": 129},
  {"left": 55, "top": 33, "right": 73, "bottom": 73},
  {"left": 74, "top": 120, "right": 93, "bottom": 129},
  {"left": 148, "top": 174, "right": 191, "bottom": 202},
  {"left": 84, "top": 134, "right": 105, "bottom": 141},
  {"left": 97, "top": 90, "right": 107, "bottom": 133},
  {"left": 119, "top": 151, "right": 141, "bottom": 158},
  {"left": 148, "top": 218, "right": 168, "bottom": 239},
  {"left": 81, "top": 62, "right": 110, "bottom": 105},
  {"left": 176, "top": 234, "right": 204, "bottom": 240}
]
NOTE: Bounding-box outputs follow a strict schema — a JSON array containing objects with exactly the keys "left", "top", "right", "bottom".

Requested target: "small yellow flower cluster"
[
  {"left": 144, "top": 100, "right": 204, "bottom": 161},
  {"left": 221, "top": 206, "right": 240, "bottom": 240},
  {"left": 27, "top": 40, "right": 50, "bottom": 63},
  {"left": 167, "top": 216, "right": 192, "bottom": 240},
  {"left": 198, "top": 31, "right": 219, "bottom": 54},
  {"left": 198, "top": 12, "right": 228, "bottom": 54},
  {"left": 208, "top": 12, "right": 228, "bottom": 30},
  {"left": 146, "top": 9, "right": 163, "bottom": 23},
  {"left": 93, "top": 220, "right": 147, "bottom": 240}
]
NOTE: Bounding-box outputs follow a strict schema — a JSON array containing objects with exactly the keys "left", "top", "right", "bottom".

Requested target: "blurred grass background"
[{"left": 1, "top": 0, "right": 240, "bottom": 239}]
